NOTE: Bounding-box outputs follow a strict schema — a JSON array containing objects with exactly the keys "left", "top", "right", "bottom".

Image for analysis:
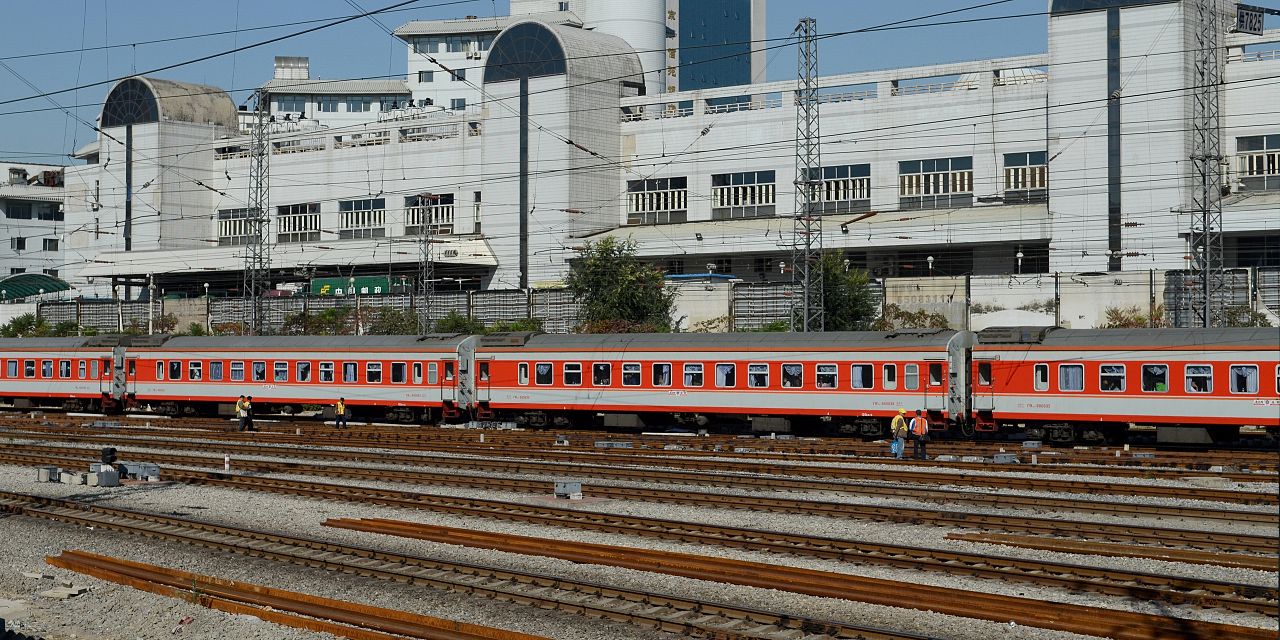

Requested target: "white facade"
[
  {"left": 0, "top": 161, "right": 65, "bottom": 280},
  {"left": 56, "top": 1, "right": 1280, "bottom": 303}
]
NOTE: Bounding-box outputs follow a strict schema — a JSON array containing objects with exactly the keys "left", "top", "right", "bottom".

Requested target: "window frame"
[
  {"left": 1099, "top": 363, "right": 1125, "bottom": 392},
  {"left": 851, "top": 363, "right": 874, "bottom": 390},
  {"left": 714, "top": 363, "right": 737, "bottom": 388},
  {"left": 781, "top": 363, "right": 804, "bottom": 388},
  {"left": 230, "top": 361, "right": 245, "bottom": 382},
  {"left": 274, "top": 361, "right": 289, "bottom": 383},
  {"left": 883, "top": 363, "right": 898, "bottom": 391},
  {"left": 747, "top": 363, "right": 770, "bottom": 389},
  {"left": 518, "top": 362, "right": 529, "bottom": 386},
  {"left": 1228, "top": 364, "right": 1260, "bottom": 395},
  {"left": 1184, "top": 364, "right": 1214, "bottom": 394},
  {"left": 41, "top": 360, "right": 53, "bottom": 378},
  {"left": 208, "top": 361, "right": 224, "bottom": 381},
  {"left": 534, "top": 362, "right": 554, "bottom": 386},
  {"left": 342, "top": 362, "right": 358, "bottom": 383},
  {"left": 1141, "top": 363, "right": 1169, "bottom": 393},
  {"left": 297, "top": 361, "right": 312, "bottom": 383},
  {"left": 1058, "top": 363, "right": 1085, "bottom": 392},
  {"left": 815, "top": 364, "right": 838, "bottom": 389},
  {"left": 651, "top": 362, "right": 672, "bottom": 387},
  {"left": 592, "top": 362, "right": 612, "bottom": 387},
  {"left": 24, "top": 360, "right": 35, "bottom": 378},
  {"left": 391, "top": 362, "right": 408, "bottom": 384},
  {"left": 78, "top": 360, "right": 87, "bottom": 379},
  {"left": 413, "top": 362, "right": 423, "bottom": 384},
  {"left": 156, "top": 361, "right": 165, "bottom": 381},
  {"left": 169, "top": 360, "right": 183, "bottom": 381},
  {"left": 428, "top": 362, "right": 439, "bottom": 385},
  {"left": 1033, "top": 363, "right": 1049, "bottom": 392},
  {"left": 976, "top": 362, "right": 993, "bottom": 387},
  {"left": 5, "top": 360, "right": 15, "bottom": 378},
  {"left": 366, "top": 362, "right": 383, "bottom": 384},
  {"left": 683, "top": 363, "right": 704, "bottom": 388},
  {"left": 252, "top": 361, "right": 268, "bottom": 382},
  {"left": 59, "top": 360, "right": 72, "bottom": 379},
  {"left": 319, "top": 361, "right": 334, "bottom": 383},
  {"left": 564, "top": 362, "right": 583, "bottom": 386},
  {"left": 904, "top": 363, "right": 920, "bottom": 391},
  {"left": 927, "top": 362, "right": 943, "bottom": 387},
  {"left": 622, "top": 362, "right": 642, "bottom": 387},
  {"left": 188, "top": 361, "right": 203, "bottom": 381}
]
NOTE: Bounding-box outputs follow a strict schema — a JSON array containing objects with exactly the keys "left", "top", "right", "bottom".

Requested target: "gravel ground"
[{"left": 1, "top": 462, "right": 1275, "bottom": 640}]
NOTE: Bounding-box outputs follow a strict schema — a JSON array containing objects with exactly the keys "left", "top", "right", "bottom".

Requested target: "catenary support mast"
[
  {"left": 1187, "top": 0, "right": 1225, "bottom": 327},
  {"left": 244, "top": 89, "right": 272, "bottom": 334},
  {"left": 791, "top": 17, "right": 823, "bottom": 332}
]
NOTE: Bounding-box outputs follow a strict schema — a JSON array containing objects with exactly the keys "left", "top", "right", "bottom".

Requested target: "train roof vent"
[
  {"left": 885, "top": 328, "right": 948, "bottom": 339},
  {"left": 120, "top": 334, "right": 173, "bottom": 347},
  {"left": 479, "top": 331, "right": 540, "bottom": 346},
  {"left": 82, "top": 336, "right": 124, "bottom": 347},
  {"left": 978, "top": 326, "right": 1058, "bottom": 344}
]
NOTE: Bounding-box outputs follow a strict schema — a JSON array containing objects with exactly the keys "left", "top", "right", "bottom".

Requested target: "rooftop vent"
[{"left": 274, "top": 56, "right": 310, "bottom": 80}]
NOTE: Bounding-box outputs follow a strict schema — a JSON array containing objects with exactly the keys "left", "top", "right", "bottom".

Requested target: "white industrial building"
[
  {"left": 58, "top": 0, "right": 1278, "bottom": 308},
  {"left": 0, "top": 161, "right": 66, "bottom": 287}
]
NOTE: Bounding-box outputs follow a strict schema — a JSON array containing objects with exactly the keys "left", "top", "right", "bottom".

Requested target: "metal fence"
[{"left": 34, "top": 300, "right": 152, "bottom": 331}]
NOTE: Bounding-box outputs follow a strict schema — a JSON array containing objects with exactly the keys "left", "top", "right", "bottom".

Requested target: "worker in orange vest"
[{"left": 909, "top": 409, "right": 930, "bottom": 460}]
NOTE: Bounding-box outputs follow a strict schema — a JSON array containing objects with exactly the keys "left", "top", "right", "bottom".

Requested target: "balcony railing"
[{"left": 405, "top": 204, "right": 455, "bottom": 235}]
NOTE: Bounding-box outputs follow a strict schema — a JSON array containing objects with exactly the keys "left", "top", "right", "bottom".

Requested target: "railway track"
[
  {"left": 3, "top": 437, "right": 1277, "bottom": 520},
  {"left": 945, "top": 533, "right": 1280, "bottom": 572},
  {"left": 326, "top": 518, "right": 1277, "bottom": 640},
  {"left": 0, "top": 491, "right": 927, "bottom": 640},
  {"left": 5, "top": 419, "right": 1274, "bottom": 481},
  {"left": 49, "top": 550, "right": 547, "bottom": 640},
  {"left": 2, "top": 448, "right": 1271, "bottom": 555}
]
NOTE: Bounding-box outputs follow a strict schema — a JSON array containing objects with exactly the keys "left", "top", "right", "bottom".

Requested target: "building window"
[
  {"left": 35, "top": 203, "right": 63, "bottom": 221},
  {"left": 899, "top": 156, "right": 974, "bottom": 210},
  {"left": 405, "top": 193, "right": 455, "bottom": 236},
  {"left": 318, "top": 96, "right": 339, "bottom": 112},
  {"left": 451, "top": 69, "right": 466, "bottom": 82},
  {"left": 346, "top": 96, "right": 372, "bottom": 112},
  {"left": 277, "top": 202, "right": 321, "bottom": 243},
  {"left": 42, "top": 269, "right": 58, "bottom": 277},
  {"left": 42, "top": 238, "right": 58, "bottom": 252},
  {"left": 1004, "top": 151, "right": 1048, "bottom": 203},
  {"left": 807, "top": 164, "right": 871, "bottom": 213},
  {"left": 9, "top": 268, "right": 25, "bottom": 275},
  {"left": 664, "top": 259, "right": 684, "bottom": 275},
  {"left": 414, "top": 37, "right": 442, "bottom": 54},
  {"left": 626, "top": 177, "right": 688, "bottom": 224},
  {"left": 559, "top": 1, "right": 569, "bottom": 10},
  {"left": 217, "top": 208, "right": 258, "bottom": 246},
  {"left": 338, "top": 198, "right": 386, "bottom": 239},
  {"left": 10, "top": 237, "right": 25, "bottom": 251},
  {"left": 450, "top": 98, "right": 467, "bottom": 111},
  {"left": 418, "top": 70, "right": 434, "bottom": 83},
  {"left": 5, "top": 203, "right": 32, "bottom": 219},
  {"left": 275, "top": 95, "right": 306, "bottom": 113},
  {"left": 1238, "top": 134, "right": 1280, "bottom": 191},
  {"left": 711, "top": 170, "right": 776, "bottom": 219},
  {"left": 379, "top": 96, "right": 404, "bottom": 111}
]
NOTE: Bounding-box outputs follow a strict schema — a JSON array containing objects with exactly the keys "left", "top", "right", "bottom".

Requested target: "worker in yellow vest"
[
  {"left": 889, "top": 409, "right": 909, "bottom": 459},
  {"left": 335, "top": 397, "right": 348, "bottom": 429}
]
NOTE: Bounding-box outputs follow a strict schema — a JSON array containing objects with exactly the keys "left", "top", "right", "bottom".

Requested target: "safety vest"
[
  {"left": 336, "top": 400, "right": 345, "bottom": 414},
  {"left": 910, "top": 416, "right": 929, "bottom": 436},
  {"left": 890, "top": 414, "right": 908, "bottom": 436},
  {"left": 235, "top": 399, "right": 246, "bottom": 417}
]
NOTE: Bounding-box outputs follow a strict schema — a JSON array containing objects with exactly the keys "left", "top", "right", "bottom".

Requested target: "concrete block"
[
  {"left": 593, "top": 441, "right": 632, "bottom": 449},
  {"left": 36, "top": 467, "right": 57, "bottom": 482},
  {"left": 39, "top": 586, "right": 87, "bottom": 600},
  {"left": 1186, "top": 476, "right": 1230, "bottom": 488},
  {"left": 21, "top": 572, "right": 51, "bottom": 580},
  {"left": 1131, "top": 452, "right": 1155, "bottom": 459},
  {"left": 960, "top": 456, "right": 986, "bottom": 463},
  {"left": 992, "top": 453, "right": 1020, "bottom": 464},
  {"left": 118, "top": 462, "right": 160, "bottom": 479},
  {"left": 59, "top": 472, "right": 84, "bottom": 485},
  {"left": 933, "top": 455, "right": 958, "bottom": 462},
  {"left": 553, "top": 480, "right": 582, "bottom": 500},
  {"left": 1021, "top": 440, "right": 1042, "bottom": 449},
  {"left": 88, "top": 469, "right": 120, "bottom": 488}
]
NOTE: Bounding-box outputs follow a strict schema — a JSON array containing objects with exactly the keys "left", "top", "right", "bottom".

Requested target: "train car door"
[
  {"left": 972, "top": 359, "right": 996, "bottom": 411},
  {"left": 924, "top": 359, "right": 946, "bottom": 411},
  {"left": 99, "top": 356, "right": 113, "bottom": 396},
  {"left": 475, "top": 357, "right": 492, "bottom": 404},
  {"left": 441, "top": 360, "right": 456, "bottom": 403}
]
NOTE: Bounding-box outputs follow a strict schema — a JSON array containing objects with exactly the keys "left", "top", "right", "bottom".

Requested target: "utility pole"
[
  {"left": 791, "top": 17, "right": 823, "bottom": 332},
  {"left": 244, "top": 89, "right": 272, "bottom": 334},
  {"left": 416, "top": 194, "right": 437, "bottom": 334},
  {"left": 1187, "top": 0, "right": 1225, "bottom": 327}
]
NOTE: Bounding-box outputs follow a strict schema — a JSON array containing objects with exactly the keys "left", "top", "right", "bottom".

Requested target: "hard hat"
[{"left": 898, "top": 408, "right": 906, "bottom": 414}]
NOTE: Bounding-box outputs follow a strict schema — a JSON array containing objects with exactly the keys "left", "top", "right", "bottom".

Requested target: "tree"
[
  {"left": 365, "top": 307, "right": 421, "bottom": 335},
  {"left": 434, "top": 310, "right": 487, "bottom": 334},
  {"left": 1223, "top": 305, "right": 1273, "bottom": 328},
  {"left": 873, "top": 304, "right": 950, "bottom": 330},
  {"left": 566, "top": 237, "right": 675, "bottom": 333},
  {"left": 1, "top": 313, "right": 48, "bottom": 337},
  {"left": 819, "top": 252, "right": 880, "bottom": 331},
  {"left": 279, "top": 308, "right": 354, "bottom": 335},
  {"left": 1099, "top": 305, "right": 1169, "bottom": 329}
]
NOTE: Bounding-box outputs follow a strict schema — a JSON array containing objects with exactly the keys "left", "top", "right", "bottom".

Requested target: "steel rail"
[
  {"left": 945, "top": 532, "right": 1280, "bottom": 572},
  {"left": 48, "top": 550, "right": 546, "bottom": 640},
  {"left": 322, "top": 518, "right": 1279, "bottom": 640},
  {"left": 3, "top": 438, "right": 1276, "bottom": 522},
  {"left": 0, "top": 492, "right": 925, "bottom": 640},
  {"left": 1, "top": 449, "right": 1274, "bottom": 553}
]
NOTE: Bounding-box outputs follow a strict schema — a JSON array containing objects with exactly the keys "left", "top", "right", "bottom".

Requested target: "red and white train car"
[
  {"left": 472, "top": 330, "right": 971, "bottom": 434},
  {"left": 970, "top": 327, "right": 1280, "bottom": 442},
  {"left": 0, "top": 337, "right": 118, "bottom": 411}
]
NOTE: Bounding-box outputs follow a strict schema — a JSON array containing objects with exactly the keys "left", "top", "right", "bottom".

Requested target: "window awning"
[{"left": 0, "top": 273, "right": 72, "bottom": 300}]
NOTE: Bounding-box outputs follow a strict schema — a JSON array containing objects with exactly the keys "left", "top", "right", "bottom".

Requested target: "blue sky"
[{"left": 0, "top": 0, "right": 1049, "bottom": 162}]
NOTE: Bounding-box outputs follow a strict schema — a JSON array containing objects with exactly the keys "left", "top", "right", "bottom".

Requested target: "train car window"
[
  {"left": 24, "top": 360, "right": 35, "bottom": 378},
  {"left": 209, "top": 361, "right": 223, "bottom": 381},
  {"left": 41, "top": 360, "right": 52, "bottom": 378},
  {"left": 230, "top": 361, "right": 245, "bottom": 381},
  {"left": 342, "top": 362, "right": 358, "bottom": 383},
  {"left": 1058, "top": 364, "right": 1084, "bottom": 392},
  {"left": 816, "top": 364, "right": 838, "bottom": 388},
  {"left": 592, "top": 363, "right": 611, "bottom": 386},
  {"left": 272, "top": 362, "right": 288, "bottom": 382},
  {"left": 188, "top": 361, "right": 203, "bottom": 381},
  {"left": 748, "top": 364, "right": 769, "bottom": 388},
  {"left": 253, "top": 361, "right": 268, "bottom": 382},
  {"left": 782, "top": 364, "right": 803, "bottom": 388},
  {"left": 392, "top": 362, "right": 408, "bottom": 384},
  {"left": 852, "top": 364, "right": 874, "bottom": 389},
  {"left": 883, "top": 364, "right": 897, "bottom": 390},
  {"left": 1275, "top": 366, "right": 1279, "bottom": 394},
  {"left": 1184, "top": 365, "right": 1213, "bottom": 394},
  {"left": 1141, "top": 364, "right": 1168, "bottom": 392},
  {"left": 1099, "top": 364, "right": 1125, "bottom": 392},
  {"left": 715, "top": 363, "right": 736, "bottom": 388},
  {"left": 535, "top": 363, "right": 553, "bottom": 385},
  {"left": 427, "top": 362, "right": 438, "bottom": 385},
  {"left": 169, "top": 361, "right": 182, "bottom": 381},
  {"left": 444, "top": 362, "right": 455, "bottom": 381},
  {"left": 518, "top": 363, "right": 529, "bottom": 385},
  {"left": 652, "top": 363, "right": 672, "bottom": 387},
  {"left": 297, "top": 362, "right": 312, "bottom": 383},
  {"left": 928, "top": 363, "right": 943, "bottom": 386},
  {"left": 478, "top": 362, "right": 490, "bottom": 382},
  {"left": 78, "top": 361, "right": 87, "bottom": 379},
  {"left": 683, "top": 363, "right": 703, "bottom": 387},
  {"left": 904, "top": 364, "right": 919, "bottom": 391},
  {"left": 412, "top": 363, "right": 423, "bottom": 384},
  {"left": 155, "top": 361, "right": 165, "bottom": 380},
  {"left": 1033, "top": 364, "right": 1048, "bottom": 392},
  {"left": 564, "top": 363, "right": 583, "bottom": 386},
  {"left": 319, "top": 362, "right": 334, "bottom": 383},
  {"left": 622, "top": 363, "right": 642, "bottom": 386},
  {"left": 976, "top": 363, "right": 992, "bottom": 387},
  {"left": 366, "top": 363, "right": 383, "bottom": 383},
  {"left": 3, "top": 360, "right": 12, "bottom": 378},
  {"left": 91, "top": 360, "right": 100, "bottom": 379},
  {"left": 1229, "top": 365, "right": 1259, "bottom": 394},
  {"left": 59, "top": 360, "right": 71, "bottom": 378},
  {"left": 128, "top": 360, "right": 136, "bottom": 376}
]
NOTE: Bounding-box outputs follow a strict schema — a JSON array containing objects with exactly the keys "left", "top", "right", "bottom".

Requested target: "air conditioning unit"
[{"left": 443, "top": 249, "right": 459, "bottom": 257}]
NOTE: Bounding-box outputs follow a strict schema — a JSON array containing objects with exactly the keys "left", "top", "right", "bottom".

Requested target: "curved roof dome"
[
  {"left": 484, "top": 20, "right": 642, "bottom": 88},
  {"left": 100, "top": 77, "right": 238, "bottom": 130}
]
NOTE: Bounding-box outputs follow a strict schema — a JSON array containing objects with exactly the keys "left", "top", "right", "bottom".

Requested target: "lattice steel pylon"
[
  {"left": 417, "top": 195, "right": 436, "bottom": 334},
  {"left": 791, "top": 17, "right": 823, "bottom": 332},
  {"left": 1187, "top": 0, "right": 1225, "bottom": 327},
  {"left": 243, "top": 90, "right": 272, "bottom": 335}
]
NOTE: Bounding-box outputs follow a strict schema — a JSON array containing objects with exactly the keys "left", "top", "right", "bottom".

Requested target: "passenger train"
[{"left": 0, "top": 327, "right": 1275, "bottom": 443}]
